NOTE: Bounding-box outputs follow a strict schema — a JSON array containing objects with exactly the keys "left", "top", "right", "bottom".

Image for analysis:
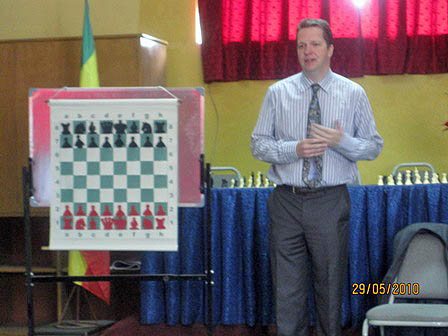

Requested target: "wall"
[{"left": 1, "top": 0, "right": 448, "bottom": 185}]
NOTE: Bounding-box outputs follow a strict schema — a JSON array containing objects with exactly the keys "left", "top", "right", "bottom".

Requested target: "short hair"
[{"left": 296, "top": 18, "right": 334, "bottom": 46}]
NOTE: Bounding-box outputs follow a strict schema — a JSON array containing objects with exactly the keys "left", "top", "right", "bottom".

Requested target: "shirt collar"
[{"left": 299, "top": 70, "right": 334, "bottom": 93}]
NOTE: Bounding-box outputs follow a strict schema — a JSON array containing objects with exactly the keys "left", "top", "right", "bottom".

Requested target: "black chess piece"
[
  {"left": 74, "top": 122, "right": 86, "bottom": 134},
  {"left": 143, "top": 136, "right": 153, "bottom": 148},
  {"left": 129, "top": 136, "right": 138, "bottom": 148},
  {"left": 62, "top": 137, "right": 71, "bottom": 148},
  {"left": 89, "top": 122, "right": 97, "bottom": 134},
  {"left": 115, "top": 134, "right": 124, "bottom": 148},
  {"left": 75, "top": 135, "right": 84, "bottom": 148},
  {"left": 102, "top": 136, "right": 112, "bottom": 148},
  {"left": 114, "top": 120, "right": 127, "bottom": 134},
  {"left": 88, "top": 136, "right": 98, "bottom": 148},
  {"left": 141, "top": 122, "right": 152, "bottom": 134},
  {"left": 156, "top": 136, "right": 166, "bottom": 148},
  {"left": 61, "top": 123, "right": 71, "bottom": 135},
  {"left": 155, "top": 121, "right": 166, "bottom": 133},
  {"left": 129, "top": 122, "right": 138, "bottom": 134},
  {"left": 101, "top": 121, "right": 113, "bottom": 134}
]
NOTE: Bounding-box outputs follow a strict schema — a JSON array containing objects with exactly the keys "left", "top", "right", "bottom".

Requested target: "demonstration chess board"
[{"left": 49, "top": 99, "right": 178, "bottom": 251}]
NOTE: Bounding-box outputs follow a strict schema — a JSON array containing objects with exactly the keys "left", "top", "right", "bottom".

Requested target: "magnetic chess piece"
[
  {"left": 423, "top": 171, "right": 430, "bottom": 184},
  {"left": 114, "top": 134, "right": 125, "bottom": 148},
  {"left": 88, "top": 137, "right": 98, "bottom": 148},
  {"left": 74, "top": 122, "right": 86, "bottom": 134},
  {"left": 129, "top": 205, "right": 139, "bottom": 216},
  {"left": 61, "top": 123, "right": 71, "bottom": 135},
  {"left": 414, "top": 170, "right": 422, "bottom": 184},
  {"left": 88, "top": 122, "right": 97, "bottom": 134},
  {"left": 129, "top": 122, "right": 138, "bottom": 134},
  {"left": 101, "top": 121, "right": 113, "bottom": 134},
  {"left": 143, "top": 204, "right": 153, "bottom": 216},
  {"left": 76, "top": 205, "right": 86, "bottom": 216},
  {"left": 142, "top": 122, "right": 152, "bottom": 134},
  {"left": 102, "top": 205, "right": 112, "bottom": 216},
  {"left": 156, "top": 136, "right": 166, "bottom": 148},
  {"left": 130, "top": 217, "right": 139, "bottom": 230},
  {"left": 143, "top": 136, "right": 153, "bottom": 147},
  {"left": 88, "top": 205, "right": 99, "bottom": 217},
  {"left": 129, "top": 136, "right": 138, "bottom": 148},
  {"left": 396, "top": 172, "right": 403, "bottom": 185},
  {"left": 442, "top": 173, "right": 448, "bottom": 184},
  {"left": 239, "top": 177, "right": 245, "bottom": 188},
  {"left": 62, "top": 137, "right": 71, "bottom": 148},
  {"left": 431, "top": 172, "right": 440, "bottom": 184},
  {"left": 230, "top": 179, "right": 236, "bottom": 188},
  {"left": 102, "top": 137, "right": 111, "bottom": 148},
  {"left": 156, "top": 217, "right": 166, "bottom": 229},
  {"left": 114, "top": 120, "right": 127, "bottom": 134},
  {"left": 75, "top": 135, "right": 84, "bottom": 149},
  {"left": 155, "top": 121, "right": 166, "bottom": 133},
  {"left": 387, "top": 175, "right": 395, "bottom": 186},
  {"left": 156, "top": 205, "right": 166, "bottom": 216},
  {"left": 404, "top": 170, "right": 413, "bottom": 185},
  {"left": 377, "top": 175, "right": 384, "bottom": 186}
]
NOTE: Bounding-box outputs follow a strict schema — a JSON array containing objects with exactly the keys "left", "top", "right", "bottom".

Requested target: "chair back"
[{"left": 396, "top": 233, "right": 448, "bottom": 299}]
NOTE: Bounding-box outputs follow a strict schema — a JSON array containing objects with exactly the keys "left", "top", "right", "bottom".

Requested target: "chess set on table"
[{"left": 378, "top": 168, "right": 448, "bottom": 186}]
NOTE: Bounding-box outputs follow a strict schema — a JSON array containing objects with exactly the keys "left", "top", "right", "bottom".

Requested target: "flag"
[{"left": 68, "top": 0, "right": 110, "bottom": 304}]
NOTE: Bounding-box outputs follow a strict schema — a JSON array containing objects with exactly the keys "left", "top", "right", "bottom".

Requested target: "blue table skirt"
[{"left": 140, "top": 184, "right": 448, "bottom": 327}]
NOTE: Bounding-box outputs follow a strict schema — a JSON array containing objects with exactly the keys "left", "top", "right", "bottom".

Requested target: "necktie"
[{"left": 302, "top": 84, "right": 322, "bottom": 188}]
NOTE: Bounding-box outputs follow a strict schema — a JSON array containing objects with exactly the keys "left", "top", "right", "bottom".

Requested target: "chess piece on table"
[
  {"left": 431, "top": 172, "right": 440, "bottom": 184},
  {"left": 404, "top": 170, "right": 413, "bottom": 185},
  {"left": 396, "top": 172, "right": 403, "bottom": 185},
  {"left": 377, "top": 175, "right": 384, "bottom": 186},
  {"left": 387, "top": 175, "right": 395, "bottom": 186},
  {"left": 442, "top": 173, "right": 448, "bottom": 184},
  {"left": 246, "top": 175, "right": 253, "bottom": 188},
  {"left": 264, "top": 177, "right": 270, "bottom": 188},
  {"left": 423, "top": 171, "right": 430, "bottom": 184},
  {"left": 255, "top": 171, "right": 262, "bottom": 188},
  {"left": 413, "top": 168, "right": 422, "bottom": 184},
  {"left": 230, "top": 179, "right": 236, "bottom": 188},
  {"left": 239, "top": 177, "right": 245, "bottom": 188}
]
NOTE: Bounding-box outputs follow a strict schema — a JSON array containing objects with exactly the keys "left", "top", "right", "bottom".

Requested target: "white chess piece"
[
  {"left": 432, "top": 172, "right": 440, "bottom": 184},
  {"left": 264, "top": 177, "right": 270, "bottom": 188},
  {"left": 230, "top": 179, "right": 236, "bottom": 188},
  {"left": 423, "top": 171, "right": 430, "bottom": 184},
  {"left": 405, "top": 170, "right": 413, "bottom": 185},
  {"left": 255, "top": 171, "right": 262, "bottom": 188},
  {"left": 239, "top": 177, "right": 245, "bottom": 188},
  {"left": 377, "top": 175, "right": 384, "bottom": 186},
  {"left": 247, "top": 176, "right": 253, "bottom": 188},
  {"left": 387, "top": 175, "right": 395, "bottom": 186},
  {"left": 442, "top": 173, "right": 448, "bottom": 184},
  {"left": 414, "top": 168, "right": 422, "bottom": 184},
  {"left": 396, "top": 172, "right": 403, "bottom": 185}
]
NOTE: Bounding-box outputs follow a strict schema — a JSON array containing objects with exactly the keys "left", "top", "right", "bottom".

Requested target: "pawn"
[
  {"left": 229, "top": 179, "right": 236, "bottom": 188},
  {"left": 387, "top": 175, "right": 395, "bottom": 186},
  {"left": 377, "top": 175, "right": 384, "bottom": 186},
  {"left": 442, "top": 173, "right": 448, "bottom": 184},
  {"left": 413, "top": 168, "right": 422, "bottom": 184},
  {"left": 254, "top": 171, "right": 262, "bottom": 188},
  {"left": 246, "top": 176, "right": 253, "bottom": 188},
  {"left": 239, "top": 177, "right": 245, "bottom": 188},
  {"left": 405, "top": 170, "right": 413, "bottom": 185},
  {"left": 423, "top": 171, "right": 430, "bottom": 184},
  {"left": 431, "top": 172, "right": 440, "bottom": 184},
  {"left": 396, "top": 172, "right": 403, "bottom": 185},
  {"left": 264, "top": 177, "right": 270, "bottom": 188}
]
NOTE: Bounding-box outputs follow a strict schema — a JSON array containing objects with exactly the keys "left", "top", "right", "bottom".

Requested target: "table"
[{"left": 140, "top": 184, "right": 448, "bottom": 327}]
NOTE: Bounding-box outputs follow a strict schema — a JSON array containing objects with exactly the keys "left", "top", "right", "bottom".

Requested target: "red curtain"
[{"left": 198, "top": 0, "right": 448, "bottom": 82}]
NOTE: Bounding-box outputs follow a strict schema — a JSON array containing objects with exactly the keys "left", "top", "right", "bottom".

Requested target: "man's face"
[{"left": 296, "top": 26, "right": 334, "bottom": 79}]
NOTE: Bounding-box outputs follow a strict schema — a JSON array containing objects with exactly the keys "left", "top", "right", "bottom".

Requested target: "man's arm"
[
  {"left": 312, "top": 89, "right": 383, "bottom": 162},
  {"left": 251, "top": 87, "right": 327, "bottom": 164}
]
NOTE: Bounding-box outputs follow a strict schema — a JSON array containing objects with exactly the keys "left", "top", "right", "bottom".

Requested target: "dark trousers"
[{"left": 268, "top": 184, "right": 350, "bottom": 336}]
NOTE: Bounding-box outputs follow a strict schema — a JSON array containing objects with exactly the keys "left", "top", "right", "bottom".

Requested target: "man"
[{"left": 251, "top": 19, "right": 383, "bottom": 336}]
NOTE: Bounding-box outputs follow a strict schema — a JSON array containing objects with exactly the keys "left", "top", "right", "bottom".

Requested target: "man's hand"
[
  {"left": 310, "top": 123, "right": 343, "bottom": 147},
  {"left": 296, "top": 138, "right": 327, "bottom": 157}
]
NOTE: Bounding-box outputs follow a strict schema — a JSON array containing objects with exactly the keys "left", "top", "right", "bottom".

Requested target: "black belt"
[{"left": 278, "top": 184, "right": 345, "bottom": 194}]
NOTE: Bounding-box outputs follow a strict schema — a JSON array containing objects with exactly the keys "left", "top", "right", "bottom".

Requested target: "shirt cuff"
[
  {"left": 283, "top": 141, "right": 300, "bottom": 161},
  {"left": 334, "top": 132, "right": 356, "bottom": 154}
]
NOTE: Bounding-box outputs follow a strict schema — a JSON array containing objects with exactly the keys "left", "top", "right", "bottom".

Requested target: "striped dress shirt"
[{"left": 251, "top": 70, "right": 384, "bottom": 187}]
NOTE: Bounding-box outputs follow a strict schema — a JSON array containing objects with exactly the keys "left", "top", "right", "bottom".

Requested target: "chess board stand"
[{"left": 23, "top": 155, "right": 214, "bottom": 336}]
